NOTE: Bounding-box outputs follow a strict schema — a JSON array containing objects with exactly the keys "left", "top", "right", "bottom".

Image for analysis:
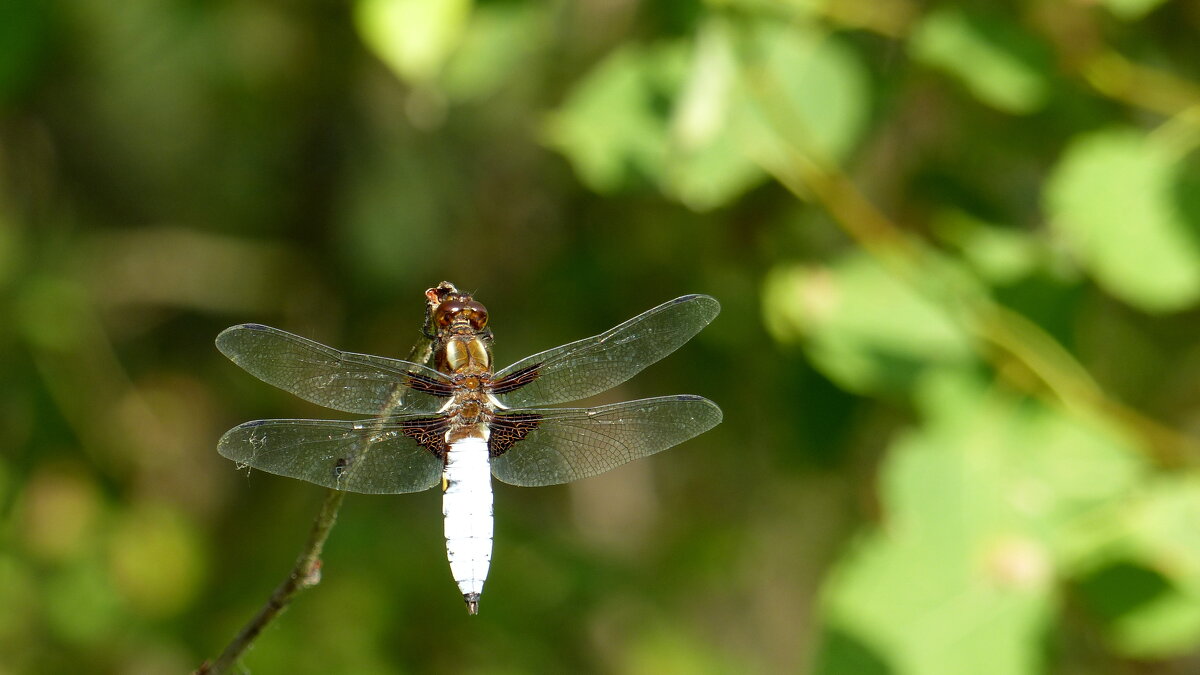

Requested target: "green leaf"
[
  {"left": 1101, "top": 475, "right": 1200, "bottom": 656},
  {"left": 442, "top": 2, "right": 545, "bottom": 102},
  {"left": 762, "top": 254, "right": 975, "bottom": 394},
  {"left": 738, "top": 20, "right": 871, "bottom": 166},
  {"left": 1124, "top": 476, "right": 1200, "bottom": 580},
  {"left": 1109, "top": 588, "right": 1200, "bottom": 657},
  {"left": 668, "top": 19, "right": 870, "bottom": 209},
  {"left": 1044, "top": 128, "right": 1200, "bottom": 313},
  {"left": 545, "top": 43, "right": 686, "bottom": 194},
  {"left": 709, "top": 0, "right": 823, "bottom": 17},
  {"left": 933, "top": 211, "right": 1045, "bottom": 285},
  {"left": 663, "top": 21, "right": 762, "bottom": 210},
  {"left": 819, "top": 371, "right": 1146, "bottom": 675},
  {"left": 547, "top": 18, "right": 870, "bottom": 210},
  {"left": 1099, "top": 0, "right": 1169, "bottom": 20},
  {"left": 355, "top": 0, "right": 473, "bottom": 84},
  {"left": 910, "top": 7, "right": 1050, "bottom": 114}
]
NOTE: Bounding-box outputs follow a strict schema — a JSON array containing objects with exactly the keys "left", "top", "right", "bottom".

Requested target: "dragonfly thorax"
[{"left": 439, "top": 336, "right": 492, "bottom": 375}]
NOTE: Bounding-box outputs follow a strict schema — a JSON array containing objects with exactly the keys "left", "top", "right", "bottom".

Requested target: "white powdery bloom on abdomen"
[{"left": 443, "top": 437, "right": 494, "bottom": 596}]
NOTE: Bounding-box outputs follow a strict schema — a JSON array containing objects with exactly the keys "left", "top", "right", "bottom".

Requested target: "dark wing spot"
[
  {"left": 400, "top": 417, "right": 451, "bottom": 460},
  {"left": 405, "top": 372, "right": 455, "bottom": 397},
  {"left": 488, "top": 412, "right": 543, "bottom": 457},
  {"left": 490, "top": 363, "right": 542, "bottom": 395}
]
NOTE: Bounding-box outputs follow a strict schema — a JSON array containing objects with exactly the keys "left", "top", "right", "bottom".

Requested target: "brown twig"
[
  {"left": 196, "top": 487, "right": 346, "bottom": 674},
  {"left": 198, "top": 313, "right": 439, "bottom": 674}
]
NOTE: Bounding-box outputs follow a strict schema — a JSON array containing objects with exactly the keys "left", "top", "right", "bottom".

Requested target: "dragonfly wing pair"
[
  {"left": 216, "top": 295, "right": 722, "bottom": 494},
  {"left": 218, "top": 394, "right": 721, "bottom": 493}
]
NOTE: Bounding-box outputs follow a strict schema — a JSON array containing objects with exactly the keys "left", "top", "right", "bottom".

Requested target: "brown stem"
[
  {"left": 195, "top": 488, "right": 346, "bottom": 674},
  {"left": 197, "top": 316, "right": 439, "bottom": 674}
]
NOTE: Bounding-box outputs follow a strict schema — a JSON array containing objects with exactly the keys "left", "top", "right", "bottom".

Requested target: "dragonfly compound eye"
[
  {"left": 464, "top": 301, "right": 488, "bottom": 330},
  {"left": 436, "top": 300, "right": 466, "bottom": 327}
]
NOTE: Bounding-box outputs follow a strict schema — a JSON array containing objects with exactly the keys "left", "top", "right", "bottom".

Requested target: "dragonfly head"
[
  {"left": 431, "top": 286, "right": 489, "bottom": 336},
  {"left": 434, "top": 297, "right": 488, "bottom": 334}
]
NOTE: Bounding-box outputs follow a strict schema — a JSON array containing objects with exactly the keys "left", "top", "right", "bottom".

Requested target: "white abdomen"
[{"left": 442, "top": 436, "right": 493, "bottom": 614}]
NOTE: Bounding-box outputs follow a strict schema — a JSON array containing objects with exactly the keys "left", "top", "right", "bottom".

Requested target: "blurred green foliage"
[{"left": 3, "top": 0, "right": 1200, "bottom": 673}]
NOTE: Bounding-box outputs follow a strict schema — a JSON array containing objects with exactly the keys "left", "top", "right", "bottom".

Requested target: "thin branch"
[
  {"left": 198, "top": 315, "right": 440, "bottom": 674},
  {"left": 196, "top": 487, "right": 346, "bottom": 674}
]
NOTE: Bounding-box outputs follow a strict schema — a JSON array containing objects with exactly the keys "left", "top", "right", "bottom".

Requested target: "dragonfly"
[{"left": 215, "top": 282, "right": 722, "bottom": 614}]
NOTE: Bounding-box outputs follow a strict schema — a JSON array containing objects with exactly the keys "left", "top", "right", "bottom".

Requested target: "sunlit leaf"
[
  {"left": 355, "top": 0, "right": 473, "bottom": 84},
  {"left": 672, "top": 22, "right": 737, "bottom": 151},
  {"left": 669, "top": 19, "right": 870, "bottom": 209},
  {"left": 1100, "top": 475, "right": 1200, "bottom": 656},
  {"left": 665, "top": 21, "right": 763, "bottom": 210},
  {"left": 442, "top": 2, "right": 545, "bottom": 102},
  {"left": 1100, "top": 0, "right": 1169, "bottom": 20},
  {"left": 1044, "top": 128, "right": 1200, "bottom": 312},
  {"left": 710, "top": 0, "right": 823, "bottom": 16},
  {"left": 1109, "top": 588, "right": 1200, "bottom": 657},
  {"left": 548, "top": 18, "right": 869, "bottom": 210},
  {"left": 762, "top": 254, "right": 975, "bottom": 394},
  {"left": 933, "top": 211, "right": 1044, "bottom": 285},
  {"left": 819, "top": 371, "right": 1146, "bottom": 674},
  {"left": 545, "top": 43, "right": 685, "bottom": 193},
  {"left": 910, "top": 7, "right": 1050, "bottom": 114},
  {"left": 737, "top": 20, "right": 870, "bottom": 168}
]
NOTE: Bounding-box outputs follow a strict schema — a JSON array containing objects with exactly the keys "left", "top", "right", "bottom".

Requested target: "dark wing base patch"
[
  {"left": 490, "top": 363, "right": 541, "bottom": 395},
  {"left": 488, "top": 412, "right": 543, "bottom": 457},
  {"left": 406, "top": 372, "right": 456, "bottom": 397},
  {"left": 399, "top": 417, "right": 451, "bottom": 459}
]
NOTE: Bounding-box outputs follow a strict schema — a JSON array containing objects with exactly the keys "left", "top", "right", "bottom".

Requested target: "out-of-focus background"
[{"left": 3, "top": 0, "right": 1200, "bottom": 673}]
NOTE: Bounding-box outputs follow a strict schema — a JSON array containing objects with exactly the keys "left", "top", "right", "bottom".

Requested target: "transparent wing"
[
  {"left": 492, "top": 295, "right": 720, "bottom": 408},
  {"left": 216, "top": 324, "right": 449, "bottom": 415},
  {"left": 218, "top": 417, "right": 444, "bottom": 494},
  {"left": 488, "top": 395, "right": 722, "bottom": 487}
]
